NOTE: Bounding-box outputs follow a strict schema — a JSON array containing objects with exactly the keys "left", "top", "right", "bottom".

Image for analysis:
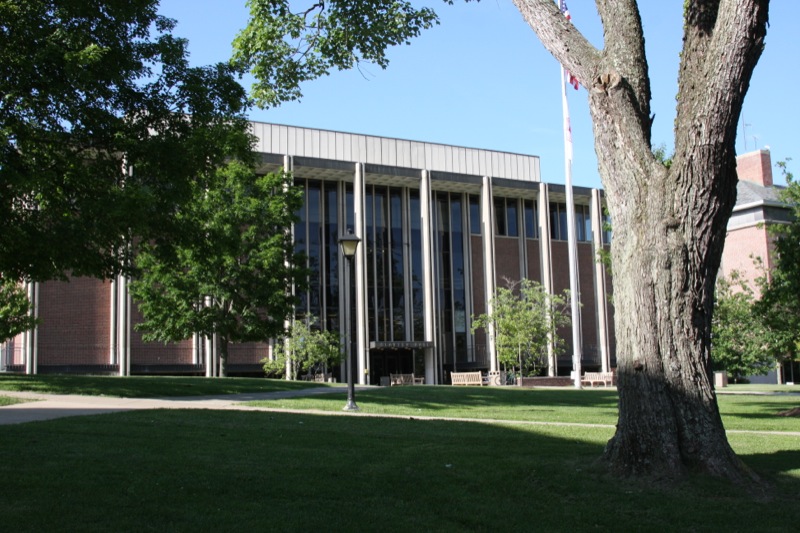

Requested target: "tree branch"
[
  {"left": 511, "top": 0, "right": 602, "bottom": 90},
  {"left": 674, "top": 0, "right": 768, "bottom": 159},
  {"left": 595, "top": 0, "right": 650, "bottom": 131}
]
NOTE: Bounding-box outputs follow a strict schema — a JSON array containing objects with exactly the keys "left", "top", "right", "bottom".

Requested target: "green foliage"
[
  {"left": 0, "top": 276, "right": 37, "bottom": 343},
  {"left": 652, "top": 143, "right": 673, "bottom": 169},
  {"left": 264, "top": 317, "right": 342, "bottom": 379},
  {"left": 0, "top": 0, "right": 252, "bottom": 282},
  {"left": 755, "top": 158, "right": 800, "bottom": 365},
  {"left": 130, "top": 161, "right": 306, "bottom": 376},
  {"left": 471, "top": 279, "right": 571, "bottom": 376},
  {"left": 711, "top": 272, "right": 778, "bottom": 382},
  {"left": 233, "top": 0, "right": 439, "bottom": 108}
]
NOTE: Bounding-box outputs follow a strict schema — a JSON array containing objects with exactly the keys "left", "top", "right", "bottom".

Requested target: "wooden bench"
[
  {"left": 451, "top": 371, "right": 484, "bottom": 386},
  {"left": 390, "top": 373, "right": 423, "bottom": 386},
  {"left": 581, "top": 371, "right": 614, "bottom": 387}
]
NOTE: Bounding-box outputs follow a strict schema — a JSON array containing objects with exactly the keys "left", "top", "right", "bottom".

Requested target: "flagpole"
[{"left": 558, "top": 1, "right": 582, "bottom": 389}]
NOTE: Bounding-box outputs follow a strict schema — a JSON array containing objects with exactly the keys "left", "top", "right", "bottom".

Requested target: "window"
[
  {"left": 524, "top": 200, "right": 539, "bottom": 239},
  {"left": 469, "top": 195, "right": 481, "bottom": 235},
  {"left": 550, "top": 202, "right": 591, "bottom": 242},
  {"left": 494, "top": 198, "right": 506, "bottom": 236},
  {"left": 494, "top": 197, "right": 519, "bottom": 237}
]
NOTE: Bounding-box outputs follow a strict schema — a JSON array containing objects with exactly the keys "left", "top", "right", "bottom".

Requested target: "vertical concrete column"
[
  {"left": 110, "top": 278, "right": 117, "bottom": 367},
  {"left": 192, "top": 333, "right": 202, "bottom": 366},
  {"left": 283, "top": 154, "right": 294, "bottom": 380},
  {"left": 204, "top": 296, "right": 215, "bottom": 377},
  {"left": 480, "top": 176, "right": 498, "bottom": 373},
  {"left": 420, "top": 170, "right": 437, "bottom": 385},
  {"left": 539, "top": 183, "right": 556, "bottom": 376},
  {"left": 353, "top": 162, "right": 368, "bottom": 385},
  {"left": 591, "top": 188, "right": 611, "bottom": 372},
  {"left": 24, "top": 281, "right": 38, "bottom": 375},
  {"left": 117, "top": 274, "right": 130, "bottom": 376}
]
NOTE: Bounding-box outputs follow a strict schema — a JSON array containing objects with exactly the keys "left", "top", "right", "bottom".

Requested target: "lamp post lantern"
[{"left": 339, "top": 232, "right": 361, "bottom": 412}]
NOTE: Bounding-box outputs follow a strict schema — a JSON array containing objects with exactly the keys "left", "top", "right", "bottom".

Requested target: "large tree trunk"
[{"left": 513, "top": 0, "right": 769, "bottom": 482}]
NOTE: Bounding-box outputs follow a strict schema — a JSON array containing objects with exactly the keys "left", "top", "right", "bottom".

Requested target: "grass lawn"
[
  {"left": 0, "top": 376, "right": 798, "bottom": 531},
  {"left": 0, "top": 373, "right": 330, "bottom": 397},
  {"left": 0, "top": 395, "right": 29, "bottom": 407}
]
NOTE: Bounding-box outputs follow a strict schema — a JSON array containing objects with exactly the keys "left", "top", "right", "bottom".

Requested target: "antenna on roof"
[{"left": 741, "top": 115, "right": 751, "bottom": 152}]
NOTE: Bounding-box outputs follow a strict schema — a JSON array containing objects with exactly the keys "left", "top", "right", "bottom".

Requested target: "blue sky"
[{"left": 158, "top": 1, "right": 799, "bottom": 190}]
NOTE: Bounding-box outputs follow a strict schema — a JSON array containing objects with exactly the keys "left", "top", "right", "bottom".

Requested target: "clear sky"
[{"left": 157, "top": 0, "right": 799, "bottom": 190}]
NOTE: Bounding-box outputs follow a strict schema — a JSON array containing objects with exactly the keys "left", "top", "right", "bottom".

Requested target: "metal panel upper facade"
[{"left": 252, "top": 122, "right": 541, "bottom": 183}]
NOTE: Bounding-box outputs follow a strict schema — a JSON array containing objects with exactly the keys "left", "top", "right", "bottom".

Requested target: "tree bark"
[
  {"left": 218, "top": 336, "right": 229, "bottom": 377},
  {"left": 513, "top": 0, "right": 769, "bottom": 482}
]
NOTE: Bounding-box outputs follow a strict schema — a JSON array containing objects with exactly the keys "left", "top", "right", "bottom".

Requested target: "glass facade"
[
  {"left": 524, "top": 199, "right": 539, "bottom": 239},
  {"left": 493, "top": 197, "right": 520, "bottom": 237},
  {"left": 294, "top": 180, "right": 426, "bottom": 346},
  {"left": 294, "top": 180, "right": 339, "bottom": 324},
  {"left": 550, "top": 202, "right": 592, "bottom": 242},
  {"left": 435, "top": 192, "right": 469, "bottom": 366},
  {"left": 290, "top": 174, "right": 608, "bottom": 383},
  {"left": 409, "top": 191, "right": 424, "bottom": 341}
]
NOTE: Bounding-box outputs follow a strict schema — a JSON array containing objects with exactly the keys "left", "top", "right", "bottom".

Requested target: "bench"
[
  {"left": 390, "top": 373, "right": 423, "bottom": 386},
  {"left": 451, "top": 371, "right": 484, "bottom": 386},
  {"left": 581, "top": 371, "right": 614, "bottom": 387}
]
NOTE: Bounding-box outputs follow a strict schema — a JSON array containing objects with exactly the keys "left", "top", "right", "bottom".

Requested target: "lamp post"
[{"left": 339, "top": 232, "right": 361, "bottom": 412}]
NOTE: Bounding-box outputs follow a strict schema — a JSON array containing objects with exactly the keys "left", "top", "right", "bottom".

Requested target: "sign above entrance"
[{"left": 369, "top": 341, "right": 434, "bottom": 350}]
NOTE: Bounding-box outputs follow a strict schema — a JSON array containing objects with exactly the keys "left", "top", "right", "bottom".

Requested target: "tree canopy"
[
  {"left": 0, "top": 0, "right": 252, "bottom": 283},
  {"left": 0, "top": 277, "right": 37, "bottom": 343},
  {"left": 265, "top": 316, "right": 342, "bottom": 380},
  {"left": 472, "top": 279, "right": 571, "bottom": 377},
  {"left": 756, "top": 160, "right": 800, "bottom": 369},
  {"left": 712, "top": 272, "right": 778, "bottom": 381},
  {"left": 232, "top": 0, "right": 440, "bottom": 108},
  {"left": 130, "top": 161, "right": 305, "bottom": 377}
]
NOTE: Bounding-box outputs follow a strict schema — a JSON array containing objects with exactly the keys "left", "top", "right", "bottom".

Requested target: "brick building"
[
  {"left": 720, "top": 149, "right": 797, "bottom": 383},
  {"left": 1, "top": 122, "right": 614, "bottom": 382}
]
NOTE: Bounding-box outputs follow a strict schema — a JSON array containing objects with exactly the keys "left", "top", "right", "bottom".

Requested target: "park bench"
[
  {"left": 450, "top": 371, "right": 484, "bottom": 386},
  {"left": 581, "top": 371, "right": 614, "bottom": 387},
  {"left": 390, "top": 373, "right": 423, "bottom": 386}
]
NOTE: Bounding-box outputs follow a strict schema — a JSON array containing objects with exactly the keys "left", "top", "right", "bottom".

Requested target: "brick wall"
[
  {"left": 721, "top": 224, "right": 772, "bottom": 295},
  {"left": 736, "top": 150, "right": 773, "bottom": 187},
  {"left": 37, "top": 278, "right": 111, "bottom": 366}
]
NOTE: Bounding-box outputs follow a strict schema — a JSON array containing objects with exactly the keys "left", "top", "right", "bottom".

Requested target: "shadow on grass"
[
  {"left": 323, "top": 386, "right": 619, "bottom": 411},
  {"left": 0, "top": 374, "right": 327, "bottom": 398},
  {"left": 0, "top": 409, "right": 796, "bottom": 532}
]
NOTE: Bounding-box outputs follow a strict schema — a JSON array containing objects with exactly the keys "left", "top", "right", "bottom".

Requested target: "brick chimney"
[{"left": 736, "top": 149, "right": 773, "bottom": 187}]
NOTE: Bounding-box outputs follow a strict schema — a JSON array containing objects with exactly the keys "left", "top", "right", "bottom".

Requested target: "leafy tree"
[
  {"left": 0, "top": 276, "right": 37, "bottom": 343},
  {"left": 232, "top": 0, "right": 439, "bottom": 108},
  {"left": 0, "top": 0, "right": 252, "bottom": 283},
  {"left": 712, "top": 273, "right": 777, "bottom": 382},
  {"left": 264, "top": 317, "right": 342, "bottom": 380},
  {"left": 234, "top": 0, "right": 771, "bottom": 482},
  {"left": 472, "top": 279, "right": 571, "bottom": 378},
  {"left": 755, "top": 159, "right": 800, "bottom": 374},
  {"left": 130, "top": 161, "right": 305, "bottom": 377}
]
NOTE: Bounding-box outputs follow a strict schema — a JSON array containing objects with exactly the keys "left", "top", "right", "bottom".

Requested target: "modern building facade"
[{"left": 1, "top": 122, "right": 615, "bottom": 383}]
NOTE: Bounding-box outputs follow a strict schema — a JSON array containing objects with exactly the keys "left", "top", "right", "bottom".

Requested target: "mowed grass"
[
  {"left": 0, "top": 395, "right": 29, "bottom": 406},
  {"left": 0, "top": 409, "right": 798, "bottom": 532},
  {"left": 0, "top": 376, "right": 798, "bottom": 531},
  {"left": 0, "top": 373, "right": 329, "bottom": 397}
]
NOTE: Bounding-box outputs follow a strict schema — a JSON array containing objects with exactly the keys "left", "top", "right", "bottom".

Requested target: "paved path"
[
  {"left": 0, "top": 387, "right": 368, "bottom": 426},
  {"left": 2, "top": 388, "right": 799, "bottom": 438}
]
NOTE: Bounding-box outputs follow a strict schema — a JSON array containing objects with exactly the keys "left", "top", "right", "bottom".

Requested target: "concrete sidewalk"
[{"left": 0, "top": 386, "right": 367, "bottom": 426}]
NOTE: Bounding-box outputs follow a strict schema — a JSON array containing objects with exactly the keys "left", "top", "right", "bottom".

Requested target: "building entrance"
[{"left": 369, "top": 348, "right": 413, "bottom": 385}]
